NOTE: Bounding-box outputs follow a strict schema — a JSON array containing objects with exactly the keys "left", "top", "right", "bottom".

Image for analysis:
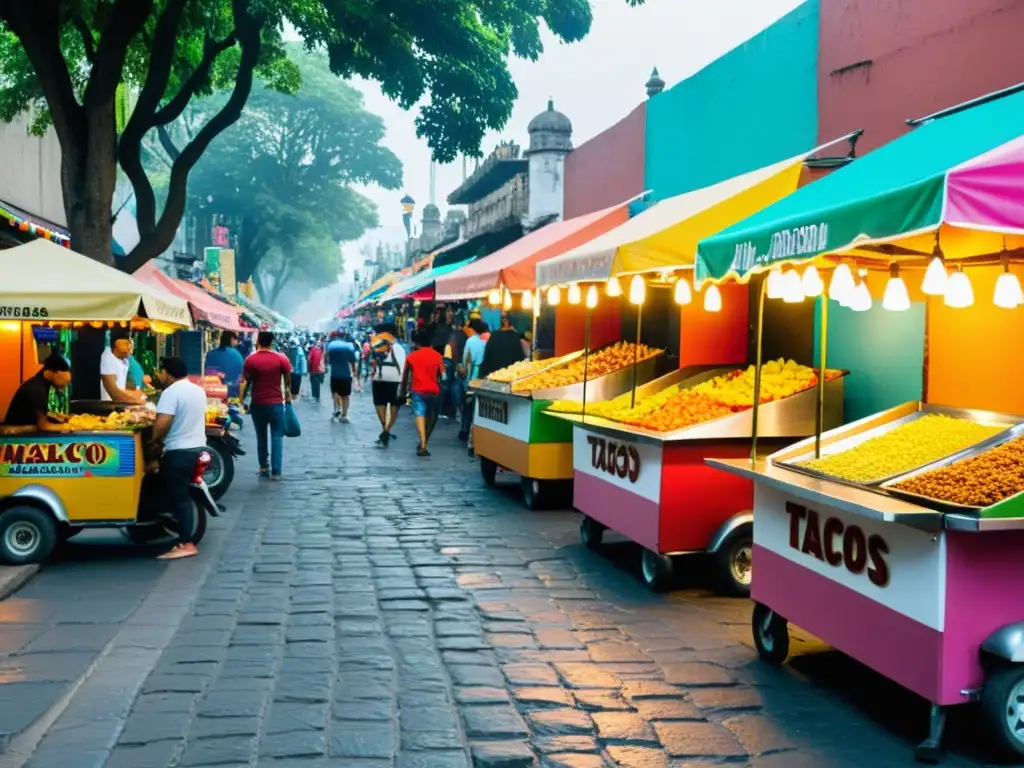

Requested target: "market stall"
[
  {"left": 695, "top": 87, "right": 1024, "bottom": 761},
  {"left": 533, "top": 149, "right": 840, "bottom": 593},
  {"left": 0, "top": 240, "right": 218, "bottom": 564}
]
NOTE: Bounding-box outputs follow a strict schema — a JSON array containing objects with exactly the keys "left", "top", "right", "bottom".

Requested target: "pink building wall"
[{"left": 819, "top": 0, "right": 1024, "bottom": 151}]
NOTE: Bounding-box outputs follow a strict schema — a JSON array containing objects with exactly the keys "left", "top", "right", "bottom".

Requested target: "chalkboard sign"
[{"left": 177, "top": 331, "right": 203, "bottom": 375}]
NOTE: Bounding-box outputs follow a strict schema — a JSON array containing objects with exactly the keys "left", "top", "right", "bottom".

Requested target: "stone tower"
[{"left": 525, "top": 99, "right": 573, "bottom": 227}]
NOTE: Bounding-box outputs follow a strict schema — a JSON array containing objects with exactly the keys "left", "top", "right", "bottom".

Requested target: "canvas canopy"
[
  {"left": 379, "top": 257, "right": 477, "bottom": 302},
  {"left": 135, "top": 262, "right": 242, "bottom": 331}
]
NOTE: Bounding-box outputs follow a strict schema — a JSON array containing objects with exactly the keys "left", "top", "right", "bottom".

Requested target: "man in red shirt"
[
  {"left": 240, "top": 331, "right": 292, "bottom": 479},
  {"left": 307, "top": 338, "right": 326, "bottom": 404},
  {"left": 399, "top": 331, "right": 446, "bottom": 457}
]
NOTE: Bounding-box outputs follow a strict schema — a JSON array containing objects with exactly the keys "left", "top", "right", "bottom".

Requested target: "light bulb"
[
  {"left": 993, "top": 267, "right": 1024, "bottom": 309},
  {"left": 882, "top": 265, "right": 910, "bottom": 311},
  {"left": 585, "top": 285, "right": 599, "bottom": 309},
  {"left": 850, "top": 279, "right": 872, "bottom": 312},
  {"left": 703, "top": 284, "right": 722, "bottom": 312},
  {"left": 487, "top": 288, "right": 501, "bottom": 306},
  {"left": 568, "top": 283, "right": 582, "bottom": 305},
  {"left": 674, "top": 278, "right": 692, "bottom": 305},
  {"left": 521, "top": 289, "right": 533, "bottom": 310},
  {"left": 766, "top": 268, "right": 784, "bottom": 299},
  {"left": 503, "top": 290, "right": 513, "bottom": 311},
  {"left": 606, "top": 276, "right": 622, "bottom": 297},
  {"left": 801, "top": 265, "right": 824, "bottom": 297},
  {"left": 629, "top": 275, "right": 646, "bottom": 305},
  {"left": 829, "top": 263, "right": 855, "bottom": 304},
  {"left": 547, "top": 285, "right": 561, "bottom": 306},
  {"left": 782, "top": 270, "right": 804, "bottom": 303},
  {"left": 534, "top": 293, "right": 542, "bottom": 317},
  {"left": 944, "top": 269, "right": 974, "bottom": 308},
  {"left": 921, "top": 256, "right": 948, "bottom": 296}
]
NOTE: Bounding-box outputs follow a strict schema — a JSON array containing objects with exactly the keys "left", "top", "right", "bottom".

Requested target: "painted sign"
[
  {"left": 586, "top": 434, "right": 640, "bottom": 483},
  {"left": 573, "top": 425, "right": 663, "bottom": 503},
  {"left": 0, "top": 434, "right": 136, "bottom": 478},
  {"left": 219, "top": 249, "right": 236, "bottom": 297},
  {"left": 0, "top": 306, "right": 48, "bottom": 319},
  {"left": 478, "top": 395, "right": 509, "bottom": 425},
  {"left": 475, "top": 395, "right": 531, "bottom": 442}
]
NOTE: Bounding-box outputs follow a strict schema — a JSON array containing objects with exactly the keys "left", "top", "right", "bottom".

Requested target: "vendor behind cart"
[
  {"left": 100, "top": 330, "right": 144, "bottom": 403},
  {"left": 4, "top": 354, "right": 72, "bottom": 431}
]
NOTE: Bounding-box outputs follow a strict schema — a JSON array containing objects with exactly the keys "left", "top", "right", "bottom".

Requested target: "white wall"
[
  {"left": 527, "top": 152, "right": 565, "bottom": 225},
  {"left": 0, "top": 113, "right": 65, "bottom": 227}
]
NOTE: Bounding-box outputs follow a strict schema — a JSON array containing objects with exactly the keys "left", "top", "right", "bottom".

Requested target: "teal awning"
[{"left": 381, "top": 257, "right": 477, "bottom": 301}]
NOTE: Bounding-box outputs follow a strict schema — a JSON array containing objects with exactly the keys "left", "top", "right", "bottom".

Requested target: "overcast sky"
[{"left": 296, "top": 0, "right": 805, "bottom": 323}]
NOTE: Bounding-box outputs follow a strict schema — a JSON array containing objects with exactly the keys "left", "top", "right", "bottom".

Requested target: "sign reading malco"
[
  {"left": 478, "top": 396, "right": 508, "bottom": 425},
  {"left": 587, "top": 435, "right": 640, "bottom": 483},
  {"left": 0, "top": 436, "right": 131, "bottom": 478},
  {"left": 0, "top": 305, "right": 48, "bottom": 318}
]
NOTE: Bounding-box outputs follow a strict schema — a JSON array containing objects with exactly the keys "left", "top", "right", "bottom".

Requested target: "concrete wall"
[
  {"left": 562, "top": 104, "right": 647, "bottom": 220},
  {"left": 645, "top": 0, "right": 820, "bottom": 200},
  {"left": 527, "top": 152, "right": 565, "bottom": 225},
  {"left": 0, "top": 113, "right": 65, "bottom": 227}
]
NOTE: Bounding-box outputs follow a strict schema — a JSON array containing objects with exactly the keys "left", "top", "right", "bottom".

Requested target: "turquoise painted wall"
[
  {"left": 814, "top": 299, "right": 925, "bottom": 423},
  {"left": 645, "top": 0, "right": 820, "bottom": 199}
]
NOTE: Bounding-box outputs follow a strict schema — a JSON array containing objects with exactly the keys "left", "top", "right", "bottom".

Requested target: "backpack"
[{"left": 372, "top": 333, "right": 401, "bottom": 379}]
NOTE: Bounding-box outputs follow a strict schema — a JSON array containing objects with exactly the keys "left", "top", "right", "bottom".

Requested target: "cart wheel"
[
  {"left": 125, "top": 501, "right": 207, "bottom": 547},
  {"left": 480, "top": 457, "right": 498, "bottom": 487},
  {"left": 713, "top": 527, "right": 753, "bottom": 597},
  {"left": 522, "top": 477, "right": 545, "bottom": 510},
  {"left": 752, "top": 602, "right": 789, "bottom": 665},
  {"left": 580, "top": 516, "right": 605, "bottom": 550},
  {"left": 0, "top": 506, "right": 57, "bottom": 565},
  {"left": 641, "top": 549, "right": 674, "bottom": 592},
  {"left": 981, "top": 665, "right": 1024, "bottom": 759},
  {"left": 204, "top": 442, "right": 234, "bottom": 500}
]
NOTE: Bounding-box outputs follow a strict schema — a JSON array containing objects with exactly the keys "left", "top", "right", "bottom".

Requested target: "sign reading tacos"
[
  {"left": 587, "top": 435, "right": 640, "bottom": 483},
  {"left": 478, "top": 396, "right": 509, "bottom": 425},
  {"left": 0, "top": 435, "right": 135, "bottom": 478},
  {"left": 786, "top": 501, "right": 890, "bottom": 587},
  {"left": 0, "top": 306, "right": 48, "bottom": 319}
]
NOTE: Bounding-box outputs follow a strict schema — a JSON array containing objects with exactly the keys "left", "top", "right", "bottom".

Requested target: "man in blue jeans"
[{"left": 240, "top": 331, "right": 292, "bottom": 480}]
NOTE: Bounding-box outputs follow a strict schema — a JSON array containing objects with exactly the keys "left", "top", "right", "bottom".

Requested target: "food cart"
[
  {"left": 0, "top": 240, "right": 218, "bottom": 564},
  {"left": 696, "top": 87, "right": 1024, "bottom": 761}
]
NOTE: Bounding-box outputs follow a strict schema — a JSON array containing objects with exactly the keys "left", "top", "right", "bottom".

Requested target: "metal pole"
[
  {"left": 750, "top": 278, "right": 767, "bottom": 466},
  {"left": 630, "top": 304, "right": 643, "bottom": 409},
  {"left": 581, "top": 307, "right": 592, "bottom": 424},
  {"left": 815, "top": 294, "right": 829, "bottom": 459}
]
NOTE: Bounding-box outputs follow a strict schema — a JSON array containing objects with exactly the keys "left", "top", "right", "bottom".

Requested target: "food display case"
[
  {"left": 545, "top": 363, "right": 848, "bottom": 594},
  {"left": 471, "top": 343, "right": 661, "bottom": 509}
]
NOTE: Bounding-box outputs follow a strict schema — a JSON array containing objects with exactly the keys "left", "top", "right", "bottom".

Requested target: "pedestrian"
[
  {"left": 307, "top": 338, "right": 326, "bottom": 403},
  {"left": 400, "top": 330, "right": 445, "bottom": 457},
  {"left": 205, "top": 331, "right": 245, "bottom": 399},
  {"left": 361, "top": 336, "right": 372, "bottom": 382},
  {"left": 479, "top": 313, "right": 525, "bottom": 379},
  {"left": 240, "top": 330, "right": 292, "bottom": 480},
  {"left": 521, "top": 329, "right": 533, "bottom": 360},
  {"left": 370, "top": 322, "right": 406, "bottom": 447},
  {"left": 150, "top": 356, "right": 208, "bottom": 560},
  {"left": 291, "top": 339, "right": 307, "bottom": 399},
  {"left": 325, "top": 331, "right": 359, "bottom": 422},
  {"left": 444, "top": 314, "right": 468, "bottom": 420},
  {"left": 459, "top": 319, "right": 488, "bottom": 451}
]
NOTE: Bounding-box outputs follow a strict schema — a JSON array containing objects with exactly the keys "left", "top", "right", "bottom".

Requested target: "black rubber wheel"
[
  {"left": 125, "top": 500, "right": 207, "bottom": 547},
  {"left": 981, "top": 665, "right": 1024, "bottom": 760},
  {"left": 480, "top": 457, "right": 498, "bottom": 487},
  {"left": 640, "top": 549, "right": 675, "bottom": 592},
  {"left": 580, "top": 516, "right": 605, "bottom": 550},
  {"left": 0, "top": 506, "right": 57, "bottom": 565},
  {"left": 752, "top": 602, "right": 789, "bottom": 665},
  {"left": 713, "top": 526, "right": 753, "bottom": 597},
  {"left": 204, "top": 441, "right": 234, "bottom": 500},
  {"left": 521, "top": 477, "right": 544, "bottom": 510}
]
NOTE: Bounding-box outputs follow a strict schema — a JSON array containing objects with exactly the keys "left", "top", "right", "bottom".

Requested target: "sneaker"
[
  {"left": 258, "top": 467, "right": 270, "bottom": 479},
  {"left": 332, "top": 410, "right": 341, "bottom": 420},
  {"left": 341, "top": 416, "right": 350, "bottom": 424},
  {"left": 417, "top": 447, "right": 430, "bottom": 457}
]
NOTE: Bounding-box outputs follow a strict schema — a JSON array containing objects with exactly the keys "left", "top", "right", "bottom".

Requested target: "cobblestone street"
[{"left": 0, "top": 395, "right": 1005, "bottom": 767}]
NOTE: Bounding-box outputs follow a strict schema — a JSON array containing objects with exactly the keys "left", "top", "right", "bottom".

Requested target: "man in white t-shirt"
[
  {"left": 150, "top": 356, "right": 208, "bottom": 561},
  {"left": 100, "top": 332, "right": 143, "bottom": 403},
  {"left": 370, "top": 323, "right": 407, "bottom": 447}
]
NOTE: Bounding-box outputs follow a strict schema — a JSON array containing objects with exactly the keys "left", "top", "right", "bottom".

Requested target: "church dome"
[{"left": 527, "top": 99, "right": 573, "bottom": 154}]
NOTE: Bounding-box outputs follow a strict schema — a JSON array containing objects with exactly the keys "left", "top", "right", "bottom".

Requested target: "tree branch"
[
  {"left": 84, "top": 0, "right": 155, "bottom": 109},
  {"left": 156, "top": 124, "right": 181, "bottom": 162},
  {"left": 152, "top": 31, "right": 237, "bottom": 126},
  {"left": 71, "top": 14, "right": 96, "bottom": 63}
]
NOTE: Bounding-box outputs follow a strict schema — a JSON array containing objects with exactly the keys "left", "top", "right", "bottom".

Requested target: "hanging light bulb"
[
  {"left": 766, "top": 267, "right": 785, "bottom": 299},
  {"left": 606, "top": 276, "right": 622, "bottom": 297},
  {"left": 882, "top": 263, "right": 911, "bottom": 311},
  {"left": 944, "top": 266, "right": 974, "bottom": 308},
  {"left": 993, "top": 258, "right": 1024, "bottom": 309},
  {"left": 922, "top": 232, "right": 948, "bottom": 296},
  {"left": 674, "top": 277, "right": 692, "bottom": 305},
  {"left": 585, "top": 285, "right": 599, "bottom": 309},
  {"left": 782, "top": 269, "right": 804, "bottom": 303},
  {"left": 703, "top": 284, "right": 722, "bottom": 312},
  {"left": 521, "top": 289, "right": 533, "bottom": 310},
  {"left": 487, "top": 288, "right": 501, "bottom": 306},
  {"left": 568, "top": 283, "right": 582, "bottom": 305},
  {"left": 801, "top": 264, "right": 824, "bottom": 297},
  {"left": 547, "top": 285, "right": 561, "bottom": 306},
  {"left": 503, "top": 290, "right": 513, "bottom": 311},
  {"left": 829, "top": 262, "right": 856, "bottom": 304},
  {"left": 629, "top": 275, "right": 646, "bottom": 305},
  {"left": 849, "top": 270, "right": 872, "bottom": 312}
]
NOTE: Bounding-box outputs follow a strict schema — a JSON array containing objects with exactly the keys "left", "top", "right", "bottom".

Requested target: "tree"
[
  {"left": 161, "top": 47, "right": 402, "bottom": 305},
  {"left": 0, "top": 0, "right": 643, "bottom": 270}
]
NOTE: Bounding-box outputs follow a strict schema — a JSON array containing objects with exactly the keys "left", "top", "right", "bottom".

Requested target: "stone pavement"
[{"left": 0, "top": 392, "right": 1006, "bottom": 767}]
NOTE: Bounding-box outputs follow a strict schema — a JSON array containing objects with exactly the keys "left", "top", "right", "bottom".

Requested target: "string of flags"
[{"left": 1, "top": 204, "right": 71, "bottom": 247}]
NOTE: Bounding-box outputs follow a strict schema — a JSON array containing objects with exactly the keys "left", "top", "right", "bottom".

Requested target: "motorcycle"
[
  {"left": 123, "top": 449, "right": 221, "bottom": 545},
  {"left": 205, "top": 422, "right": 243, "bottom": 500}
]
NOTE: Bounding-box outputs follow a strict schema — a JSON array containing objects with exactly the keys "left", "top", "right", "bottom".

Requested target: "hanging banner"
[
  {"left": 204, "top": 247, "right": 221, "bottom": 290},
  {"left": 220, "top": 249, "right": 236, "bottom": 296}
]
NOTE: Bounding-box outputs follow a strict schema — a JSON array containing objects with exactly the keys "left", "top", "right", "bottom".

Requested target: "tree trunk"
[{"left": 64, "top": 103, "right": 119, "bottom": 266}]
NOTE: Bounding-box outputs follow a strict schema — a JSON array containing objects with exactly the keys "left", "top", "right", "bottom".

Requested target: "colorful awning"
[
  {"left": 135, "top": 262, "right": 242, "bottom": 331},
  {"left": 357, "top": 271, "right": 404, "bottom": 303},
  {"left": 435, "top": 203, "right": 631, "bottom": 300},
  {"left": 696, "top": 89, "right": 1024, "bottom": 282},
  {"left": 379, "top": 257, "right": 477, "bottom": 302},
  {"left": 537, "top": 153, "right": 812, "bottom": 286}
]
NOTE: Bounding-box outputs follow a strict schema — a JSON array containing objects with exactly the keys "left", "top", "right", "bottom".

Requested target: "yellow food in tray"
[
  {"left": 512, "top": 343, "right": 659, "bottom": 393},
  {"left": 66, "top": 408, "right": 155, "bottom": 432},
  {"left": 797, "top": 414, "right": 1003, "bottom": 483},
  {"left": 892, "top": 437, "right": 1024, "bottom": 507},
  {"left": 486, "top": 358, "right": 556, "bottom": 383}
]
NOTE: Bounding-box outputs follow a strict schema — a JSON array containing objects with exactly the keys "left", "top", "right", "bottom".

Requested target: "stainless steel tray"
[
  {"left": 879, "top": 424, "right": 1024, "bottom": 513},
  {"left": 545, "top": 367, "right": 847, "bottom": 445},
  {"left": 473, "top": 350, "right": 584, "bottom": 395},
  {"left": 776, "top": 403, "right": 1023, "bottom": 489}
]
